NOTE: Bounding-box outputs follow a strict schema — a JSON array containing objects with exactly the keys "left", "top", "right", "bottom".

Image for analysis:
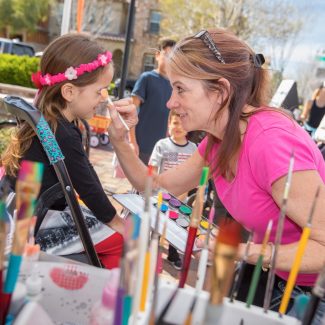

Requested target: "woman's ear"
[
  {"left": 61, "top": 83, "right": 78, "bottom": 103},
  {"left": 216, "top": 78, "right": 231, "bottom": 104}
]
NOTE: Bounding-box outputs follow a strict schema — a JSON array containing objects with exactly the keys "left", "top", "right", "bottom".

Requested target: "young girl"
[{"left": 1, "top": 33, "right": 134, "bottom": 269}]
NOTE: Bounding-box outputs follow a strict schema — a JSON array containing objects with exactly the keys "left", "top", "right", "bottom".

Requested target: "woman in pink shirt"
[{"left": 108, "top": 28, "right": 325, "bottom": 322}]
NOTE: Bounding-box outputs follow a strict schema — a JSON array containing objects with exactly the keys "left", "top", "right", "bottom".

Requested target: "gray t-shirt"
[
  {"left": 132, "top": 70, "right": 172, "bottom": 155},
  {"left": 149, "top": 137, "right": 197, "bottom": 173}
]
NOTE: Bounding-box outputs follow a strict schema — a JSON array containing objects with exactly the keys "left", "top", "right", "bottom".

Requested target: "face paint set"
[{"left": 112, "top": 191, "right": 214, "bottom": 253}]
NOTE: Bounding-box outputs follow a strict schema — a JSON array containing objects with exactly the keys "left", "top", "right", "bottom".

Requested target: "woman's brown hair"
[
  {"left": 2, "top": 33, "right": 110, "bottom": 176},
  {"left": 168, "top": 28, "right": 271, "bottom": 179}
]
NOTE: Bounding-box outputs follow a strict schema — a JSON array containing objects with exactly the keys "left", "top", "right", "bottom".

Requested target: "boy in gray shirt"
[{"left": 149, "top": 111, "right": 197, "bottom": 269}]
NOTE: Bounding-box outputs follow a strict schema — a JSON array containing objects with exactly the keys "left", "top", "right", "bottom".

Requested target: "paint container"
[
  {"left": 169, "top": 198, "right": 181, "bottom": 208},
  {"left": 162, "top": 193, "right": 171, "bottom": 201},
  {"left": 176, "top": 218, "right": 190, "bottom": 229},
  {"left": 200, "top": 220, "right": 209, "bottom": 230},
  {"left": 179, "top": 205, "right": 192, "bottom": 215},
  {"left": 169, "top": 211, "right": 179, "bottom": 220}
]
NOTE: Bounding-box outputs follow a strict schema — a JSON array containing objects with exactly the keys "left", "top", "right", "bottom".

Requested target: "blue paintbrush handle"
[{"left": 4, "top": 254, "right": 22, "bottom": 293}]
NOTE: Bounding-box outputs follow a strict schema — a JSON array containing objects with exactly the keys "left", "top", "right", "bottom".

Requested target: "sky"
[{"left": 283, "top": 0, "right": 325, "bottom": 79}]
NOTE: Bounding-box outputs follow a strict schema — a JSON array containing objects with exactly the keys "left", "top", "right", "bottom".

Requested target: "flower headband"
[{"left": 31, "top": 51, "right": 113, "bottom": 89}]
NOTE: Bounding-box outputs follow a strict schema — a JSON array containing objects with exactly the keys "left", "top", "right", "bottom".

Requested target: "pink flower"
[{"left": 64, "top": 67, "right": 78, "bottom": 80}]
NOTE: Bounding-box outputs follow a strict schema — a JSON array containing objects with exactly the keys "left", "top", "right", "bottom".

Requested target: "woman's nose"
[{"left": 167, "top": 94, "right": 178, "bottom": 110}]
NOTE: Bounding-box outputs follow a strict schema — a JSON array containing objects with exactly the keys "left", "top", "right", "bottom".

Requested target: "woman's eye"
[{"left": 176, "top": 86, "right": 184, "bottom": 94}]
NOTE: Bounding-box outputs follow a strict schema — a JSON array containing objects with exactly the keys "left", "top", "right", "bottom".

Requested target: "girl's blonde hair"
[
  {"left": 2, "top": 33, "right": 110, "bottom": 176},
  {"left": 168, "top": 28, "right": 271, "bottom": 179}
]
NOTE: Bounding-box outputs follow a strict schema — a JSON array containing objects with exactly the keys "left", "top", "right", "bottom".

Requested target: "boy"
[{"left": 149, "top": 111, "right": 197, "bottom": 269}]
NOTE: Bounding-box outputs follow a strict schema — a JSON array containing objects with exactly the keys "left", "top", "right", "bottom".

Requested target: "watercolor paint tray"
[
  {"left": 155, "top": 191, "right": 213, "bottom": 236},
  {"left": 112, "top": 193, "right": 204, "bottom": 252}
]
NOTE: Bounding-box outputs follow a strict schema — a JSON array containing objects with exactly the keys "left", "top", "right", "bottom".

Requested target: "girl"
[
  {"left": 107, "top": 28, "right": 325, "bottom": 323},
  {"left": 2, "top": 33, "right": 135, "bottom": 269}
]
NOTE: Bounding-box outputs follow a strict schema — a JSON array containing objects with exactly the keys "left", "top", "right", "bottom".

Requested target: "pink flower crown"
[{"left": 31, "top": 51, "right": 113, "bottom": 89}]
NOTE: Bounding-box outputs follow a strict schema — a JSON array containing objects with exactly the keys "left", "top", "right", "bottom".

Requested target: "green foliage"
[
  {"left": 0, "top": 54, "right": 40, "bottom": 88},
  {"left": 0, "top": 0, "right": 51, "bottom": 33},
  {"left": 0, "top": 0, "right": 14, "bottom": 30}
]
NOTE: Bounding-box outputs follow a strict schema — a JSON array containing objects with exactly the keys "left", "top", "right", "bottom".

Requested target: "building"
[
  {"left": 49, "top": 0, "right": 162, "bottom": 80},
  {"left": 0, "top": 0, "right": 162, "bottom": 80}
]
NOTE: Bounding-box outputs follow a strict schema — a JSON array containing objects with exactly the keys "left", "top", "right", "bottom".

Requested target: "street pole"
[
  {"left": 61, "top": 0, "right": 72, "bottom": 36},
  {"left": 118, "top": 0, "right": 136, "bottom": 99}
]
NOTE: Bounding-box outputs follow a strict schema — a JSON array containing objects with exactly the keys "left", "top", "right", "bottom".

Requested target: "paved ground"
[{"left": 89, "top": 143, "right": 202, "bottom": 288}]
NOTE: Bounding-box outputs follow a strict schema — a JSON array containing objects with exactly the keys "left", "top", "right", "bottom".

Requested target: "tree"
[
  {"left": 0, "top": 0, "right": 15, "bottom": 37},
  {"left": 0, "top": 0, "right": 51, "bottom": 39},
  {"left": 159, "top": 0, "right": 308, "bottom": 93}
]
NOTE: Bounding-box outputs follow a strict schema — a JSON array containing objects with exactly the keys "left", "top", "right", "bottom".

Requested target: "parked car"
[
  {"left": 0, "top": 38, "right": 35, "bottom": 57},
  {"left": 113, "top": 78, "right": 137, "bottom": 98}
]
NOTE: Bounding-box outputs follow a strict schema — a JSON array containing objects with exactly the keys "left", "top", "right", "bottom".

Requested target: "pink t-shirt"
[{"left": 198, "top": 109, "right": 325, "bottom": 286}]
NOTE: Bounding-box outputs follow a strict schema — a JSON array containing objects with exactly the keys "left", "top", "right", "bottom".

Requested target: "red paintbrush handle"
[
  {"left": 179, "top": 226, "right": 197, "bottom": 288},
  {"left": 0, "top": 293, "right": 11, "bottom": 325}
]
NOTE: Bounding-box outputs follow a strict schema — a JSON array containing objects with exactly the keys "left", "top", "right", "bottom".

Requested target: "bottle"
[
  {"left": 89, "top": 268, "right": 120, "bottom": 325},
  {"left": 26, "top": 263, "right": 42, "bottom": 302}
]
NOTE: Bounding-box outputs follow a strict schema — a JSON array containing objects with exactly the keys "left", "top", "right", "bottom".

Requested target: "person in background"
[
  {"left": 300, "top": 81, "right": 325, "bottom": 139},
  {"left": 149, "top": 110, "right": 197, "bottom": 270},
  {"left": 130, "top": 38, "right": 176, "bottom": 164}
]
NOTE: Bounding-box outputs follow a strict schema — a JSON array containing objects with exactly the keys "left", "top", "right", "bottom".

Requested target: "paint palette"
[
  {"left": 156, "top": 192, "right": 212, "bottom": 236},
  {"left": 112, "top": 192, "right": 215, "bottom": 253}
]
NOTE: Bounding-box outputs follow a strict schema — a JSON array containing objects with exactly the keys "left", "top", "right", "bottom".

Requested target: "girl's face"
[
  {"left": 64, "top": 64, "right": 114, "bottom": 121},
  {"left": 166, "top": 70, "right": 228, "bottom": 138}
]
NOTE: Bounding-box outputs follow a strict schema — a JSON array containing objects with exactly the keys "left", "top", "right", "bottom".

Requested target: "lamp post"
[
  {"left": 61, "top": 0, "right": 72, "bottom": 36},
  {"left": 118, "top": 0, "right": 136, "bottom": 99}
]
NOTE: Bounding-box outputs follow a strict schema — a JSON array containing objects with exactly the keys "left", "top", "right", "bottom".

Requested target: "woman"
[
  {"left": 301, "top": 82, "right": 325, "bottom": 139},
  {"left": 109, "top": 28, "right": 325, "bottom": 322}
]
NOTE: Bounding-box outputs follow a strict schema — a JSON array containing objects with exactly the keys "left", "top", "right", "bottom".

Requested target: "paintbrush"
[
  {"left": 229, "top": 231, "right": 253, "bottom": 302},
  {"left": 179, "top": 166, "right": 209, "bottom": 288},
  {"left": 302, "top": 263, "right": 325, "bottom": 325},
  {"left": 246, "top": 220, "right": 273, "bottom": 308},
  {"left": 279, "top": 186, "right": 320, "bottom": 316},
  {"left": 183, "top": 205, "right": 217, "bottom": 324},
  {"left": 139, "top": 167, "right": 158, "bottom": 311},
  {"left": 263, "top": 151, "right": 295, "bottom": 312},
  {"left": 148, "top": 193, "right": 165, "bottom": 325},
  {"left": 210, "top": 218, "right": 242, "bottom": 305},
  {"left": 156, "top": 168, "right": 209, "bottom": 325},
  {"left": 131, "top": 166, "right": 153, "bottom": 323},
  {"left": 122, "top": 213, "right": 141, "bottom": 325},
  {"left": 113, "top": 215, "right": 135, "bottom": 325},
  {"left": 100, "top": 88, "right": 130, "bottom": 131},
  {"left": 2, "top": 160, "right": 43, "bottom": 325},
  {"left": 0, "top": 201, "right": 7, "bottom": 291},
  {"left": 195, "top": 203, "right": 216, "bottom": 291}
]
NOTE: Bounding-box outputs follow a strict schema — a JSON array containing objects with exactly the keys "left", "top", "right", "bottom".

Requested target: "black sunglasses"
[{"left": 194, "top": 30, "right": 226, "bottom": 64}]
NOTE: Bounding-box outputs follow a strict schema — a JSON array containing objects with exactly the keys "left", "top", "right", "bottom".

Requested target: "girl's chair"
[{"left": 1, "top": 96, "right": 102, "bottom": 267}]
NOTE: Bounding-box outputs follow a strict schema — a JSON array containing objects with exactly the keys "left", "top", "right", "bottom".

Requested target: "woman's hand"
[
  {"left": 106, "top": 214, "right": 125, "bottom": 236},
  {"left": 107, "top": 98, "right": 138, "bottom": 142}
]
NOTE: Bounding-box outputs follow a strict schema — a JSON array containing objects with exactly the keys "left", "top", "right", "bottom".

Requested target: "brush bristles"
[
  {"left": 217, "top": 218, "right": 242, "bottom": 247},
  {"left": 18, "top": 160, "right": 44, "bottom": 183}
]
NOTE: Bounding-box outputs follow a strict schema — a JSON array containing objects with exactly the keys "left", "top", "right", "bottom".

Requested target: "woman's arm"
[
  {"left": 108, "top": 101, "right": 205, "bottom": 194},
  {"left": 239, "top": 170, "right": 325, "bottom": 273}
]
